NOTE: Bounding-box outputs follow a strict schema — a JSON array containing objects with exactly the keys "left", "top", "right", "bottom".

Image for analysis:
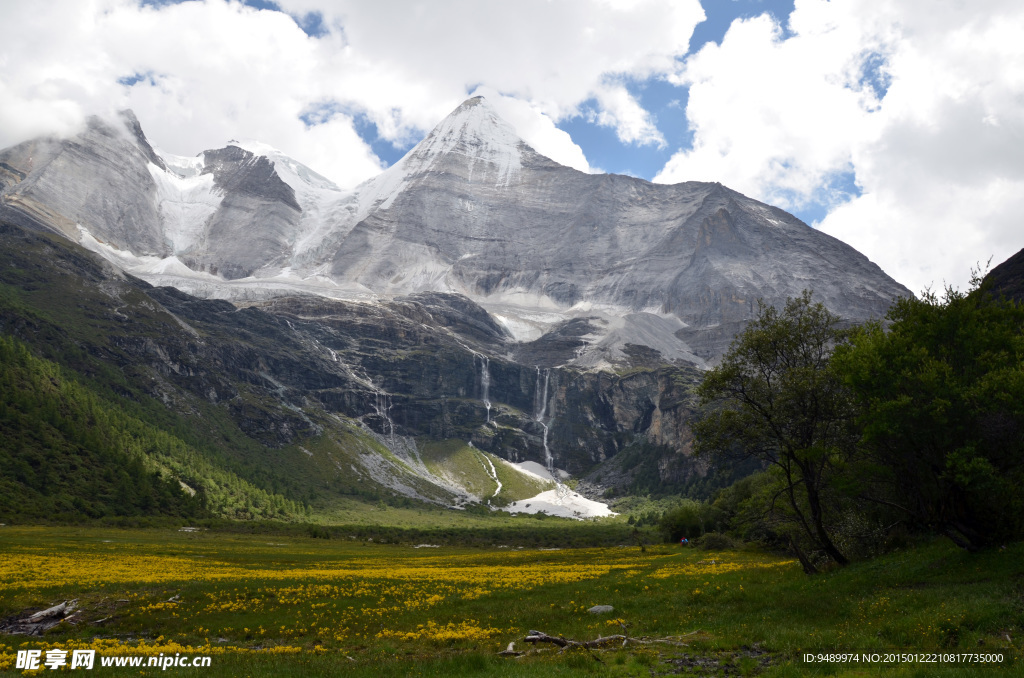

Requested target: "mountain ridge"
[
  {"left": 0, "top": 97, "right": 918, "bottom": 517},
  {"left": 986, "top": 247, "right": 1024, "bottom": 303},
  {"left": 0, "top": 97, "right": 910, "bottom": 365}
]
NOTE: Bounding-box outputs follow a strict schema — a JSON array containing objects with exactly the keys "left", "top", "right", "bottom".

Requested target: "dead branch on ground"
[
  {"left": 504, "top": 628, "right": 703, "bottom": 656},
  {"left": 0, "top": 600, "right": 78, "bottom": 636}
]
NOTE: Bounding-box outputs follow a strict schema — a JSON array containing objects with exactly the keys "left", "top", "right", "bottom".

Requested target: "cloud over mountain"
[
  {"left": 655, "top": 0, "right": 1024, "bottom": 294},
  {"left": 1, "top": 0, "right": 1021, "bottom": 293}
]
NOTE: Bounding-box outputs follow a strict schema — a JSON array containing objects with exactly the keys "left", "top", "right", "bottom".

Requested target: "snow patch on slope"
[
  {"left": 413, "top": 96, "right": 523, "bottom": 187},
  {"left": 503, "top": 462, "right": 613, "bottom": 519},
  {"left": 229, "top": 140, "right": 341, "bottom": 194},
  {"left": 512, "top": 461, "right": 557, "bottom": 481},
  {"left": 156, "top": 149, "right": 205, "bottom": 178},
  {"left": 505, "top": 489, "right": 615, "bottom": 520},
  {"left": 573, "top": 312, "right": 707, "bottom": 369},
  {"left": 146, "top": 161, "right": 221, "bottom": 254},
  {"left": 76, "top": 225, "right": 218, "bottom": 281}
]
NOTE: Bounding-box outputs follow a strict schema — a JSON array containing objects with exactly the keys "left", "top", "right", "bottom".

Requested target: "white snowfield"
[
  {"left": 146, "top": 160, "right": 221, "bottom": 254},
  {"left": 505, "top": 488, "right": 615, "bottom": 520},
  {"left": 504, "top": 462, "right": 615, "bottom": 519},
  {"left": 512, "top": 460, "right": 557, "bottom": 481}
]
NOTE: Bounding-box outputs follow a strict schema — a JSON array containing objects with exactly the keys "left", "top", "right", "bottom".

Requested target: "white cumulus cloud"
[
  {"left": 656, "top": 0, "right": 1024, "bottom": 294},
  {"left": 592, "top": 83, "right": 665, "bottom": 147},
  {"left": 0, "top": 0, "right": 705, "bottom": 188}
]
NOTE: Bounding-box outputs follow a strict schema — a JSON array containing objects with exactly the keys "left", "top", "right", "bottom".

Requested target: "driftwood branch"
[
  {"left": 26, "top": 601, "right": 76, "bottom": 623},
  {"left": 1, "top": 600, "right": 78, "bottom": 636},
  {"left": 525, "top": 630, "right": 629, "bottom": 650},
  {"left": 501, "top": 628, "right": 704, "bottom": 658},
  {"left": 523, "top": 630, "right": 611, "bottom": 663}
]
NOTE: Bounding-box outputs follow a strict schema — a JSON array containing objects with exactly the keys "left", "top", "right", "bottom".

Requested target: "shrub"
[{"left": 693, "top": 532, "right": 739, "bottom": 550}]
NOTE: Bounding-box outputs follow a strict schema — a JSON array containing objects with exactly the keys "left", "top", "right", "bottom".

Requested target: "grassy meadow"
[{"left": 0, "top": 526, "right": 1020, "bottom": 676}]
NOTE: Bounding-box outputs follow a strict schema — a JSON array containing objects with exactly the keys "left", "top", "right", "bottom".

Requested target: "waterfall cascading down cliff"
[
  {"left": 373, "top": 390, "right": 395, "bottom": 442},
  {"left": 534, "top": 367, "right": 552, "bottom": 473},
  {"left": 479, "top": 355, "right": 491, "bottom": 424}
]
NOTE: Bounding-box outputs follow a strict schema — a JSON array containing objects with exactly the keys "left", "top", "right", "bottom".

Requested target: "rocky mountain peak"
[
  {"left": 347, "top": 96, "right": 538, "bottom": 218},
  {"left": 400, "top": 96, "right": 529, "bottom": 186},
  {"left": 200, "top": 145, "right": 301, "bottom": 212},
  {"left": 224, "top": 140, "right": 342, "bottom": 194},
  {"left": 117, "top": 109, "right": 168, "bottom": 172},
  {"left": 0, "top": 102, "right": 912, "bottom": 367}
]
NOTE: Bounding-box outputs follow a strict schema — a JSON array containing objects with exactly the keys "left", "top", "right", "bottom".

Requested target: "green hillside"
[{"left": 0, "top": 334, "right": 306, "bottom": 522}]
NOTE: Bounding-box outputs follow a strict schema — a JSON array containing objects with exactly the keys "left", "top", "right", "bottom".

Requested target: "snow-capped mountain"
[
  {"left": 0, "top": 98, "right": 917, "bottom": 503},
  {"left": 0, "top": 98, "right": 911, "bottom": 365}
]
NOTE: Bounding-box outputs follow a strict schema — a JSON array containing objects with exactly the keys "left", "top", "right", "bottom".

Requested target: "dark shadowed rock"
[{"left": 986, "top": 247, "right": 1024, "bottom": 303}]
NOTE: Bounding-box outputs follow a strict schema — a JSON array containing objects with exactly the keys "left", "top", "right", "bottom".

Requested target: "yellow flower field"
[
  {"left": 0, "top": 526, "right": 1018, "bottom": 677},
  {"left": 0, "top": 527, "right": 797, "bottom": 672}
]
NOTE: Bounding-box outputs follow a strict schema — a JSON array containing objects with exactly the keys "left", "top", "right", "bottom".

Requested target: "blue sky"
[
  {"left": 1, "top": 0, "right": 1022, "bottom": 293},
  {"left": 531, "top": 0, "right": 796, "bottom": 182}
]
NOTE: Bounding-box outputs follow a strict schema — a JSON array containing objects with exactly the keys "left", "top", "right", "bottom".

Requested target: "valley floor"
[{"left": 0, "top": 526, "right": 1020, "bottom": 676}]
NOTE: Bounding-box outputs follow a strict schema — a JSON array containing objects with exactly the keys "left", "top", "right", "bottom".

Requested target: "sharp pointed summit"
[
  {"left": 401, "top": 96, "right": 530, "bottom": 186},
  {"left": 355, "top": 96, "right": 555, "bottom": 213}
]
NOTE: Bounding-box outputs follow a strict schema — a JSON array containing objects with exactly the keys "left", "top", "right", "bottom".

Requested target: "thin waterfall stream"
[{"left": 480, "top": 355, "right": 491, "bottom": 423}]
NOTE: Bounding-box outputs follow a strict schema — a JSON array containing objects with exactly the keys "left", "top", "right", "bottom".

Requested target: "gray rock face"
[
  {"left": 0, "top": 98, "right": 910, "bottom": 365},
  {"left": 0, "top": 115, "right": 304, "bottom": 281},
  {"left": 185, "top": 146, "right": 302, "bottom": 279},
  {"left": 0, "top": 112, "right": 165, "bottom": 254},
  {"left": 203, "top": 145, "right": 299, "bottom": 211},
  {"left": 986, "top": 247, "right": 1024, "bottom": 303},
  {"left": 318, "top": 97, "right": 909, "bottom": 360}
]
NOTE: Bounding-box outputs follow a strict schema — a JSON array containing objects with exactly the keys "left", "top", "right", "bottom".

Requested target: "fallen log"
[
  {"left": 503, "top": 627, "right": 704, "bottom": 658},
  {"left": 1, "top": 600, "right": 78, "bottom": 636},
  {"left": 26, "top": 600, "right": 76, "bottom": 623},
  {"left": 525, "top": 630, "right": 629, "bottom": 649}
]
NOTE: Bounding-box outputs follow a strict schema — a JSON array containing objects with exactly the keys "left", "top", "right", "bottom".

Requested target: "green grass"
[
  {"left": 420, "top": 439, "right": 503, "bottom": 499},
  {"left": 0, "top": 526, "right": 1020, "bottom": 676},
  {"left": 418, "top": 439, "right": 551, "bottom": 505},
  {"left": 489, "top": 450, "right": 551, "bottom": 503}
]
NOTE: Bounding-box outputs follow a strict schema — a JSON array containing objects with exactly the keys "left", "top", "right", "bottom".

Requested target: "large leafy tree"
[
  {"left": 694, "top": 292, "right": 856, "bottom": 572},
  {"left": 832, "top": 275, "right": 1024, "bottom": 551}
]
